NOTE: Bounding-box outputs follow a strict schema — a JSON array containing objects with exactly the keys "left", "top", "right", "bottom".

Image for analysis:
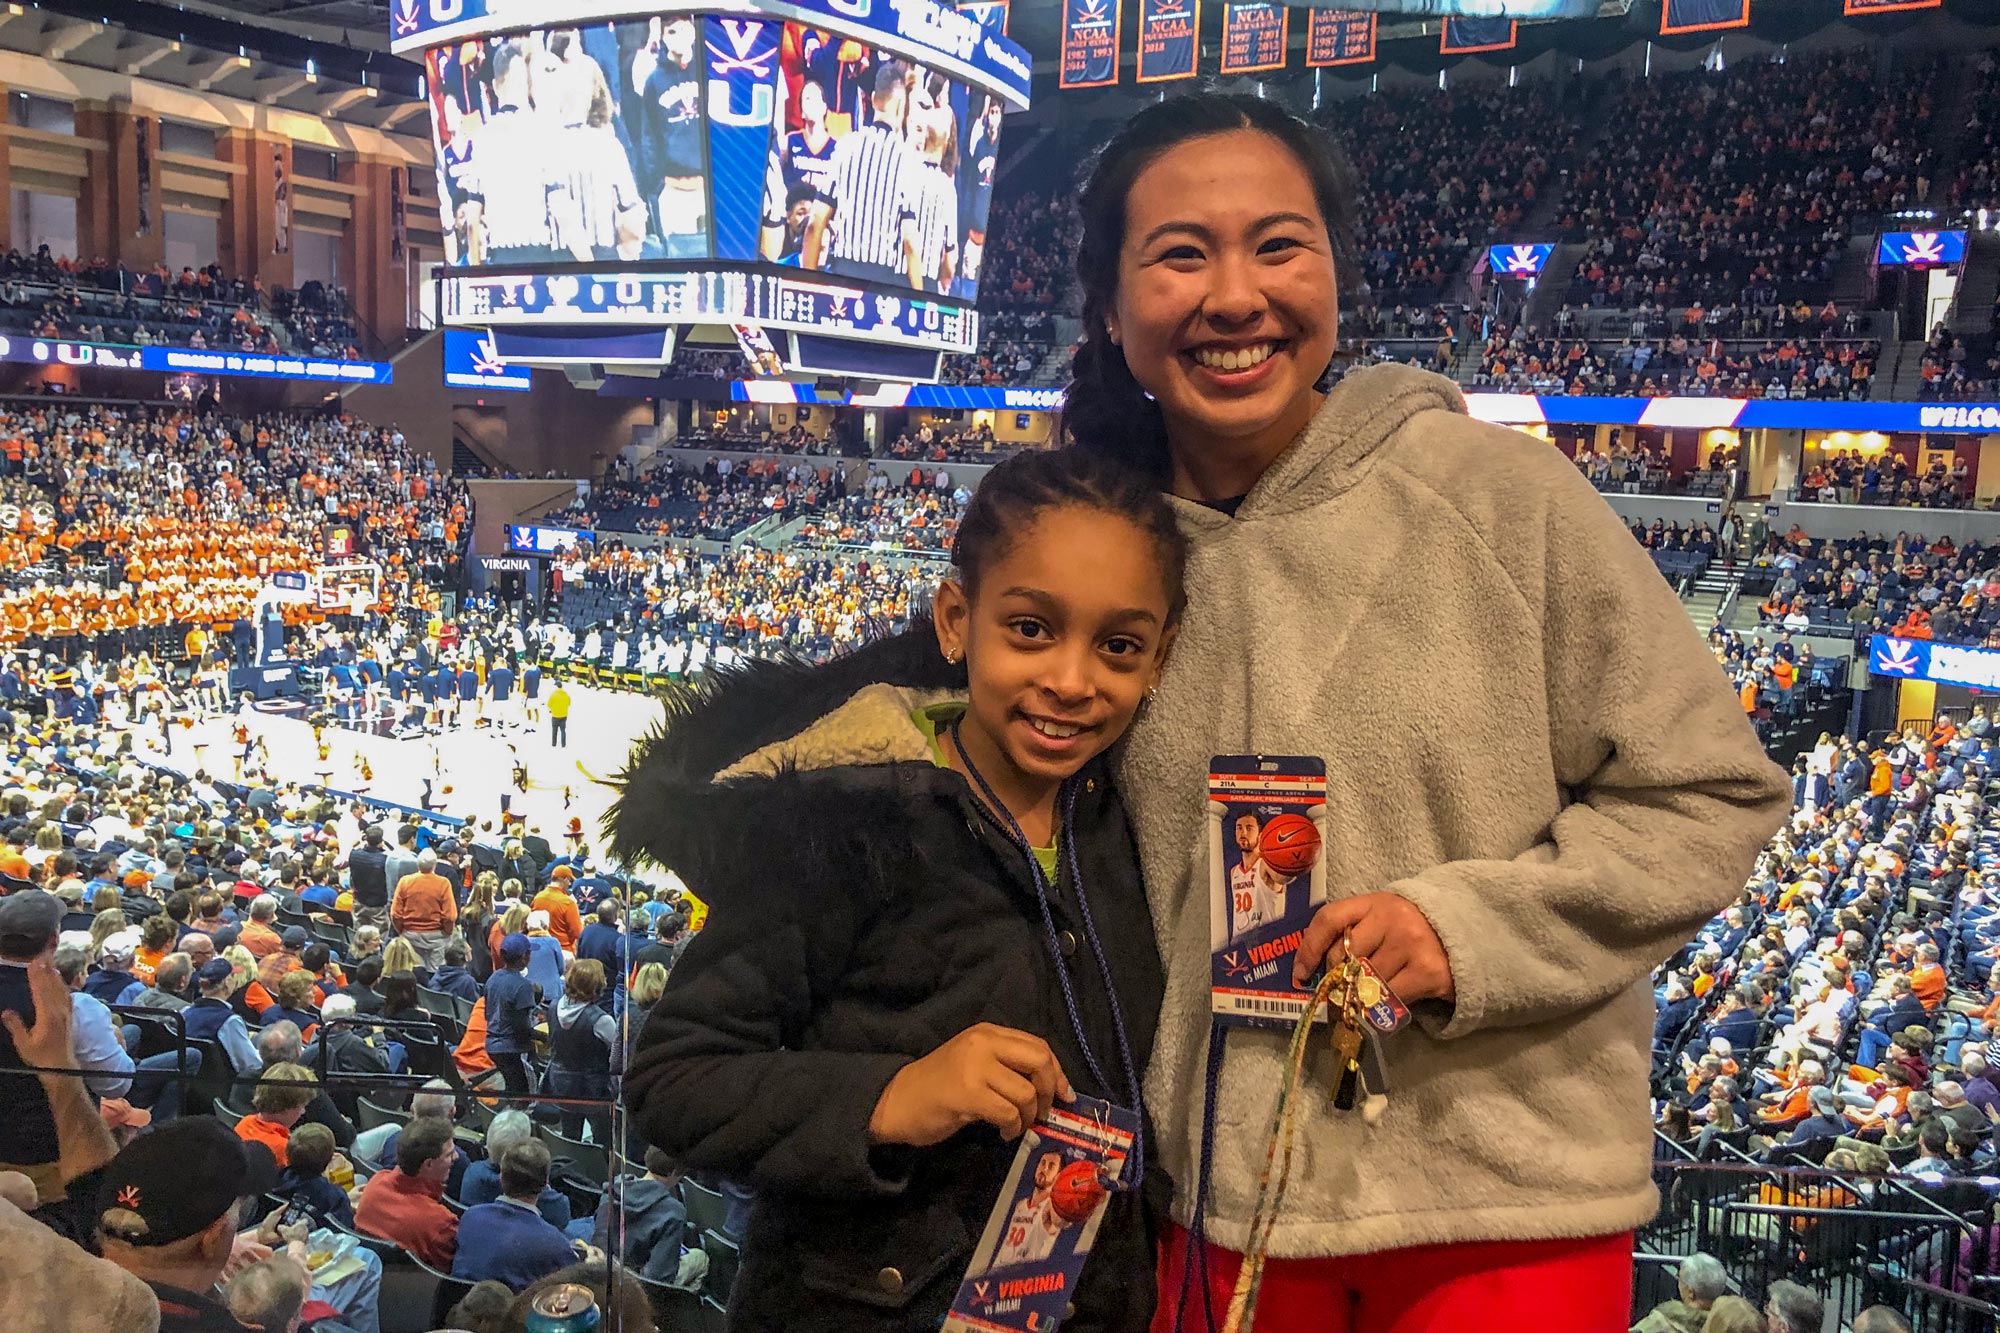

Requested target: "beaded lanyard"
[
  {"left": 1219, "top": 958, "right": 1349, "bottom": 1333},
  {"left": 947, "top": 717, "right": 1147, "bottom": 1185}
]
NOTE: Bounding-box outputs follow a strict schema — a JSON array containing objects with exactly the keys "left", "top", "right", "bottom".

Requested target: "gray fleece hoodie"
[{"left": 1119, "top": 363, "right": 1790, "bottom": 1258}]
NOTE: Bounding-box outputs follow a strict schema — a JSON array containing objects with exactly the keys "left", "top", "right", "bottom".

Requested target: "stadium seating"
[{"left": 0, "top": 250, "right": 365, "bottom": 359}]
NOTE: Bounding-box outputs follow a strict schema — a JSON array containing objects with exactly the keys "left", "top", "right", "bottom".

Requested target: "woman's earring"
[
  {"left": 944, "top": 648, "right": 962, "bottom": 665},
  {"left": 1145, "top": 682, "right": 1159, "bottom": 702}
]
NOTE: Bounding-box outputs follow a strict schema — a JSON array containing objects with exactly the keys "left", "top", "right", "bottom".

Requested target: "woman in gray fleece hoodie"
[{"left": 1063, "top": 95, "right": 1792, "bottom": 1331}]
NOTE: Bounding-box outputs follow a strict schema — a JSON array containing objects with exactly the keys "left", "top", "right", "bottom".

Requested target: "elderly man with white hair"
[
  {"left": 1632, "top": 1251, "right": 1729, "bottom": 1333},
  {"left": 304, "top": 992, "right": 404, "bottom": 1119},
  {"left": 239, "top": 894, "right": 283, "bottom": 960},
  {"left": 388, "top": 847, "right": 457, "bottom": 970},
  {"left": 458, "top": 1109, "right": 577, "bottom": 1232}
]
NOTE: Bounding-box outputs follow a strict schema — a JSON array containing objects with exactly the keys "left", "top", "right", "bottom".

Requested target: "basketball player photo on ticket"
[
  {"left": 942, "top": 1094, "right": 1139, "bottom": 1333},
  {"left": 1208, "top": 755, "right": 1330, "bottom": 1029}
]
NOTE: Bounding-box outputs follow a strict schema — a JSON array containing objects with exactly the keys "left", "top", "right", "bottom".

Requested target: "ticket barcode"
[{"left": 1214, "top": 994, "right": 1330, "bottom": 1022}]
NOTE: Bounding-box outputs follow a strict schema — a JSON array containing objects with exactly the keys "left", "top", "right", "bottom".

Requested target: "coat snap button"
[
  {"left": 877, "top": 1267, "right": 904, "bottom": 1295},
  {"left": 1058, "top": 930, "right": 1078, "bottom": 958}
]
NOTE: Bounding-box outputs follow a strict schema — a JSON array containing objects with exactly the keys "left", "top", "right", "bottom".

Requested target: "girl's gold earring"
[{"left": 944, "top": 648, "right": 962, "bottom": 665}]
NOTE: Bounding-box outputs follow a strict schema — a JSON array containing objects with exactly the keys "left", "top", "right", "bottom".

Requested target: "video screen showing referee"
[
  {"left": 763, "top": 23, "right": 1005, "bottom": 296},
  {"left": 426, "top": 15, "right": 710, "bottom": 267}
]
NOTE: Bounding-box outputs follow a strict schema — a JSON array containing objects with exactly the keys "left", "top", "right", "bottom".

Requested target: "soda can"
[{"left": 522, "top": 1284, "right": 602, "bottom": 1333}]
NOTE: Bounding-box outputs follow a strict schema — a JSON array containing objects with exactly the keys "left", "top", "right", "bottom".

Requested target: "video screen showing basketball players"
[
  {"left": 761, "top": 23, "right": 1004, "bottom": 296},
  {"left": 425, "top": 15, "right": 710, "bottom": 267}
]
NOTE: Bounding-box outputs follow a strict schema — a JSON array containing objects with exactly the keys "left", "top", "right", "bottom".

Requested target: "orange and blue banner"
[
  {"left": 1138, "top": 0, "right": 1200, "bottom": 83},
  {"left": 1306, "top": 10, "right": 1374, "bottom": 67},
  {"left": 1661, "top": 0, "right": 1749, "bottom": 34},
  {"left": 1439, "top": 16, "right": 1515, "bottom": 54},
  {"left": 1220, "top": 1, "right": 1288, "bottom": 74},
  {"left": 1060, "top": 0, "right": 1121, "bottom": 88}
]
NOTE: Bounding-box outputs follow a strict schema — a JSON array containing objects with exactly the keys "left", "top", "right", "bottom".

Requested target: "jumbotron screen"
[{"left": 421, "top": 14, "right": 1006, "bottom": 301}]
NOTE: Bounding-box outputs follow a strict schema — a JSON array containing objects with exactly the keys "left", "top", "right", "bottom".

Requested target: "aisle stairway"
[
  {"left": 1952, "top": 230, "right": 2000, "bottom": 338},
  {"left": 1683, "top": 560, "right": 1740, "bottom": 631}
]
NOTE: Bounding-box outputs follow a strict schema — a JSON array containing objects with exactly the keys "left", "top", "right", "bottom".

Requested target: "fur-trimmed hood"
[{"left": 602, "top": 626, "right": 966, "bottom": 892}]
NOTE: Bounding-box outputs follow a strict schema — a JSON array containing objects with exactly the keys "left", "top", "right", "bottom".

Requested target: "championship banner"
[
  {"left": 1137, "top": 0, "right": 1200, "bottom": 83},
  {"left": 1661, "top": 0, "right": 1749, "bottom": 34},
  {"left": 135, "top": 116, "right": 154, "bottom": 238},
  {"left": 1059, "top": 0, "right": 1121, "bottom": 89},
  {"left": 1220, "top": 1, "right": 1289, "bottom": 75},
  {"left": 1844, "top": 0, "right": 1939, "bottom": 12},
  {"left": 1306, "top": 10, "right": 1374, "bottom": 66},
  {"left": 1439, "top": 16, "right": 1515, "bottom": 53},
  {"left": 271, "top": 143, "right": 292, "bottom": 256},
  {"left": 958, "top": 0, "right": 1010, "bottom": 34},
  {"left": 390, "top": 166, "right": 407, "bottom": 266}
]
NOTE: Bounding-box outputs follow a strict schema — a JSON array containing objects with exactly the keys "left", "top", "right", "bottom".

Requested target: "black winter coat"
[{"left": 612, "top": 630, "right": 1168, "bottom": 1333}]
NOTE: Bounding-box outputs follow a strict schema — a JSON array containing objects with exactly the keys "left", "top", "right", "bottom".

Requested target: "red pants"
[{"left": 1151, "top": 1223, "right": 1633, "bottom": 1333}]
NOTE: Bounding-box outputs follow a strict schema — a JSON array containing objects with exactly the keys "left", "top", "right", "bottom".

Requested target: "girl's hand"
[
  {"left": 1292, "top": 892, "right": 1456, "bottom": 1004},
  {"left": 868, "top": 1023, "right": 1073, "bottom": 1147}
]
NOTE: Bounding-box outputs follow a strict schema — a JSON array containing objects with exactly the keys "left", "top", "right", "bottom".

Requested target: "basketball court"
[{"left": 136, "top": 680, "right": 668, "bottom": 871}]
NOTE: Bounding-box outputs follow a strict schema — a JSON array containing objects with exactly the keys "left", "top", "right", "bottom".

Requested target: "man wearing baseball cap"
[{"left": 97, "top": 1117, "right": 279, "bottom": 1331}]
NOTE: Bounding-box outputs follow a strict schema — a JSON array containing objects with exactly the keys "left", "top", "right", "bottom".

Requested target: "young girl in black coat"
[{"left": 612, "top": 448, "right": 1183, "bottom": 1332}]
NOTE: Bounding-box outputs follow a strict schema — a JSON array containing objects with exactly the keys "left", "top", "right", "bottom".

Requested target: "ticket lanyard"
[{"left": 948, "top": 717, "right": 1147, "bottom": 1186}]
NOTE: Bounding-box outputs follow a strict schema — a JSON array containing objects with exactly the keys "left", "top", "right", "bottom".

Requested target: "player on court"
[
  {"left": 992, "top": 1151, "right": 1067, "bottom": 1270},
  {"left": 1228, "top": 813, "right": 1289, "bottom": 941}
]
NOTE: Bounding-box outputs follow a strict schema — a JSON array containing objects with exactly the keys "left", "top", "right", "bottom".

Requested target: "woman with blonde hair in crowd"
[
  {"left": 88, "top": 907, "right": 128, "bottom": 956},
  {"left": 381, "top": 934, "right": 425, "bottom": 981},
  {"left": 1700, "top": 1296, "right": 1762, "bottom": 1333},
  {"left": 489, "top": 901, "right": 531, "bottom": 971}
]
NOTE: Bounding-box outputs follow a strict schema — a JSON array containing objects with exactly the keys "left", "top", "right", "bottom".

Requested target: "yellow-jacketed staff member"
[{"left": 548, "top": 683, "right": 571, "bottom": 749}]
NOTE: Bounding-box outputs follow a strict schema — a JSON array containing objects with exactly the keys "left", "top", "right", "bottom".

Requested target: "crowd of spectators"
[
  {"left": 0, "top": 248, "right": 366, "bottom": 359},
  {"left": 1560, "top": 52, "right": 1936, "bottom": 313},
  {"left": 792, "top": 467, "right": 971, "bottom": 556},
  {"left": 1745, "top": 529, "right": 2000, "bottom": 648},
  {"left": 1643, "top": 701, "right": 2000, "bottom": 1321},
  {"left": 0, "top": 403, "right": 467, "bottom": 663},
  {"left": 1917, "top": 324, "right": 2000, "bottom": 402},
  {"left": 0, "top": 633, "right": 735, "bottom": 1330},
  {"left": 552, "top": 539, "right": 933, "bottom": 663},
  {"left": 539, "top": 455, "right": 836, "bottom": 541},
  {"left": 1321, "top": 82, "right": 1573, "bottom": 309},
  {"left": 1948, "top": 50, "right": 2000, "bottom": 214},
  {"left": 1472, "top": 319, "right": 1879, "bottom": 399}
]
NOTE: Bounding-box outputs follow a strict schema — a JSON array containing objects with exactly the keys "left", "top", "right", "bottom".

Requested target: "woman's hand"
[
  {"left": 868, "top": 1023, "right": 1073, "bottom": 1147},
  {"left": 1292, "top": 892, "right": 1456, "bottom": 1005}
]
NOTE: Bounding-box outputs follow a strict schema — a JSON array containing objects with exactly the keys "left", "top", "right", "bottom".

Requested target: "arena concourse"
[{"left": 6, "top": 2, "right": 2000, "bottom": 1332}]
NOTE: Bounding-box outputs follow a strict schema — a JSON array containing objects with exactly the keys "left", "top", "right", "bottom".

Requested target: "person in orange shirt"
[
  {"left": 1908, "top": 942, "right": 1948, "bottom": 1012},
  {"left": 531, "top": 868, "right": 585, "bottom": 952},
  {"left": 1738, "top": 675, "right": 1759, "bottom": 715},
  {"left": 133, "top": 915, "right": 176, "bottom": 987},
  {"left": 235, "top": 1063, "right": 320, "bottom": 1167}
]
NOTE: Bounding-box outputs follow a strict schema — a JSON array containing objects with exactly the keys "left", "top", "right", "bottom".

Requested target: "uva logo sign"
[{"left": 1872, "top": 638, "right": 1922, "bottom": 677}]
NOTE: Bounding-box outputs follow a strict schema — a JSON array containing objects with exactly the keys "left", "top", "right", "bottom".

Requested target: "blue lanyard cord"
[{"left": 947, "top": 719, "right": 1147, "bottom": 1187}]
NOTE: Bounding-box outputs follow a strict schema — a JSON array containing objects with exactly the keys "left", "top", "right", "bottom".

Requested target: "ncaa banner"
[
  {"left": 1220, "top": 1, "right": 1288, "bottom": 75},
  {"left": 705, "top": 16, "right": 781, "bottom": 262},
  {"left": 1306, "top": 10, "right": 1374, "bottom": 67},
  {"left": 1137, "top": 0, "right": 1200, "bottom": 83},
  {"left": 958, "top": 0, "right": 1010, "bottom": 34},
  {"left": 1060, "top": 0, "right": 1121, "bottom": 88},
  {"left": 1440, "top": 17, "right": 1515, "bottom": 53},
  {"left": 1661, "top": 0, "right": 1749, "bottom": 34},
  {"left": 1845, "top": 0, "right": 1939, "bottom": 11}
]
